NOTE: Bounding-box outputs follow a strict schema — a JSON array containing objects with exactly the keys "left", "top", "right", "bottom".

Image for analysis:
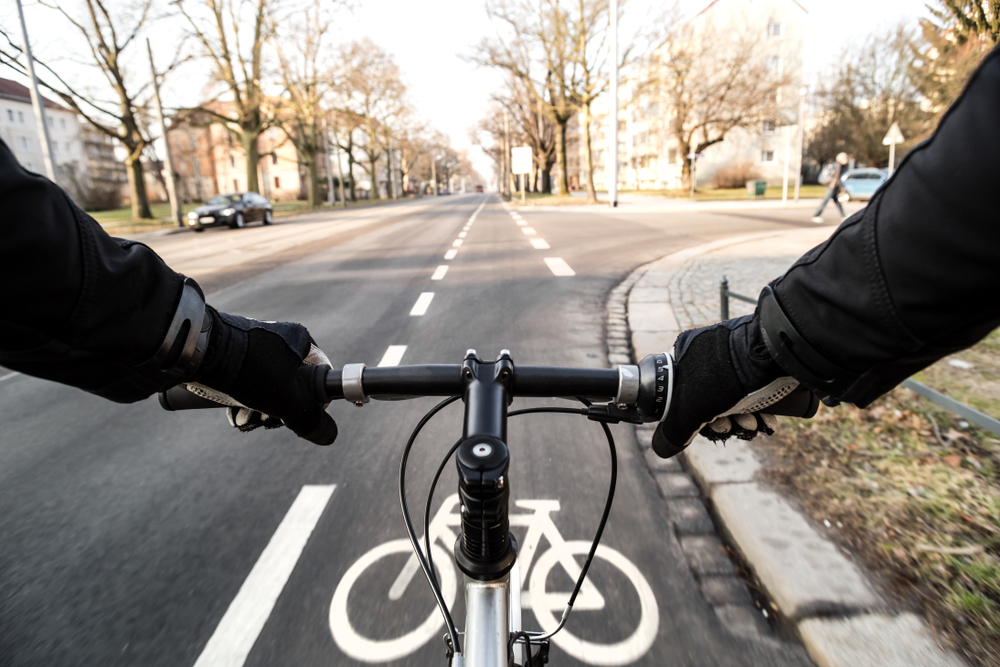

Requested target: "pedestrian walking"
[{"left": 811, "top": 152, "right": 849, "bottom": 223}]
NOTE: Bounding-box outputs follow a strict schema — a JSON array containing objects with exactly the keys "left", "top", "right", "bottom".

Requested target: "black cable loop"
[{"left": 399, "top": 395, "right": 463, "bottom": 655}]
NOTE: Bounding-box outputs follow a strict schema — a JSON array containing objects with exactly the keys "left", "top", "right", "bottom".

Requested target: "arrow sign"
[{"left": 882, "top": 122, "right": 905, "bottom": 146}]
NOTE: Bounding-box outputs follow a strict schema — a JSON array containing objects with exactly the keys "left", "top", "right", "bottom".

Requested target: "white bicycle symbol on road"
[{"left": 330, "top": 494, "right": 659, "bottom": 666}]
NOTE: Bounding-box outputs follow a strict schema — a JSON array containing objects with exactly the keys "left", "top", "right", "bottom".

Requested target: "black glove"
[
  {"left": 652, "top": 314, "right": 799, "bottom": 458},
  {"left": 186, "top": 307, "right": 338, "bottom": 446}
]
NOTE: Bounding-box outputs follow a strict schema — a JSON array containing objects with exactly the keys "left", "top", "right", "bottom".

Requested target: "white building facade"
[
  {"left": 584, "top": 0, "right": 806, "bottom": 191},
  {"left": 0, "top": 78, "right": 84, "bottom": 187}
]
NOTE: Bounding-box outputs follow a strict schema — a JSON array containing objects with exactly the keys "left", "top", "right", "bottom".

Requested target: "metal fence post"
[{"left": 720, "top": 276, "right": 729, "bottom": 321}]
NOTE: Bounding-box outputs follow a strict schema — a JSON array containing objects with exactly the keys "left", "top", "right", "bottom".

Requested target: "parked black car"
[{"left": 186, "top": 192, "right": 273, "bottom": 231}]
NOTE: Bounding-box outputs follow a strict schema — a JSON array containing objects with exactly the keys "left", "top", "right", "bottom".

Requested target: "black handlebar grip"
[
  {"left": 298, "top": 364, "right": 332, "bottom": 403},
  {"left": 158, "top": 386, "right": 228, "bottom": 411},
  {"left": 765, "top": 386, "right": 820, "bottom": 419}
]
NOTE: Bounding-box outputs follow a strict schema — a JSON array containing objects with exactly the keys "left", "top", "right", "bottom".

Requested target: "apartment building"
[
  {"left": 584, "top": 0, "right": 806, "bottom": 191},
  {"left": 0, "top": 77, "right": 84, "bottom": 187},
  {"left": 168, "top": 102, "right": 329, "bottom": 202}
]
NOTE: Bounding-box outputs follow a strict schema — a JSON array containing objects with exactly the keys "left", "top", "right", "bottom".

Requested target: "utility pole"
[
  {"left": 503, "top": 111, "right": 511, "bottom": 199},
  {"left": 16, "top": 0, "right": 55, "bottom": 181},
  {"left": 323, "top": 119, "right": 335, "bottom": 205},
  {"left": 782, "top": 125, "right": 791, "bottom": 204},
  {"left": 609, "top": 0, "right": 619, "bottom": 207},
  {"left": 795, "top": 86, "right": 807, "bottom": 201},
  {"left": 329, "top": 123, "right": 349, "bottom": 208},
  {"left": 147, "top": 38, "right": 182, "bottom": 227}
]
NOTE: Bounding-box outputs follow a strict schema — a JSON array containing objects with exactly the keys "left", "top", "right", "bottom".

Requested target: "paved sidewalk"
[{"left": 619, "top": 227, "right": 968, "bottom": 667}]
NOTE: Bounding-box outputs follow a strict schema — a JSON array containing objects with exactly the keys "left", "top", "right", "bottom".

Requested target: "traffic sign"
[
  {"left": 687, "top": 152, "right": 705, "bottom": 160},
  {"left": 511, "top": 146, "right": 533, "bottom": 175},
  {"left": 882, "top": 122, "right": 905, "bottom": 146}
]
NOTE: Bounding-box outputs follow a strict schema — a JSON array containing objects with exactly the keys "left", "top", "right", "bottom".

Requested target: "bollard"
[{"left": 720, "top": 276, "right": 729, "bottom": 320}]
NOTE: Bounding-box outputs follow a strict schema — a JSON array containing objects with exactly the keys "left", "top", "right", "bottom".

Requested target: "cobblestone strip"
[
  {"left": 604, "top": 264, "right": 777, "bottom": 643},
  {"left": 611, "top": 230, "right": 970, "bottom": 667}
]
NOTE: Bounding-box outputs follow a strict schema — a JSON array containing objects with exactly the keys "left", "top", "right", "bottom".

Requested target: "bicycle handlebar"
[{"left": 159, "top": 353, "right": 820, "bottom": 421}]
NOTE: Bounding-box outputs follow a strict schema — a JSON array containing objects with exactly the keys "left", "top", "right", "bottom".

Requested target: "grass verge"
[
  {"left": 620, "top": 185, "right": 830, "bottom": 200},
  {"left": 757, "top": 328, "right": 1000, "bottom": 667}
]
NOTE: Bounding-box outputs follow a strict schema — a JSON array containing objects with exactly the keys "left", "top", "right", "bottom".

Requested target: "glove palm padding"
[{"left": 652, "top": 315, "right": 794, "bottom": 458}]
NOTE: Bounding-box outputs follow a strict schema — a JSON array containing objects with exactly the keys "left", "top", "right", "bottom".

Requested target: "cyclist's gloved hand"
[
  {"left": 652, "top": 314, "right": 798, "bottom": 459},
  {"left": 185, "top": 307, "right": 338, "bottom": 446}
]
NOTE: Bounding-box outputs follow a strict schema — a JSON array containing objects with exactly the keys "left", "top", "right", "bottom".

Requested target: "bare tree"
[
  {"left": 473, "top": 0, "right": 584, "bottom": 196},
  {"left": 271, "top": 0, "right": 333, "bottom": 207},
  {"left": 807, "top": 24, "right": 931, "bottom": 169},
  {"left": 333, "top": 38, "right": 406, "bottom": 200},
  {"left": 646, "top": 4, "right": 789, "bottom": 190},
  {"left": 177, "top": 0, "right": 274, "bottom": 194},
  {"left": 0, "top": 0, "right": 170, "bottom": 219},
  {"left": 487, "top": 77, "right": 557, "bottom": 192}
]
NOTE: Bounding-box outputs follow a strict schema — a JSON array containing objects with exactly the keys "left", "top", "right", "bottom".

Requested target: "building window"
[
  {"left": 6, "top": 109, "right": 12, "bottom": 122},
  {"left": 47, "top": 116, "right": 54, "bottom": 127},
  {"left": 233, "top": 178, "right": 238, "bottom": 191},
  {"left": 17, "top": 136, "right": 29, "bottom": 150},
  {"left": 762, "top": 150, "right": 776, "bottom": 164},
  {"left": 274, "top": 176, "right": 281, "bottom": 189},
  {"left": 668, "top": 148, "right": 678, "bottom": 164},
  {"left": 763, "top": 120, "right": 777, "bottom": 135},
  {"left": 618, "top": 120, "right": 626, "bottom": 131},
  {"left": 60, "top": 118, "right": 66, "bottom": 130},
  {"left": 18, "top": 111, "right": 25, "bottom": 123},
  {"left": 229, "top": 155, "right": 235, "bottom": 167},
  {"left": 766, "top": 56, "right": 781, "bottom": 73},
  {"left": 65, "top": 142, "right": 71, "bottom": 152},
  {"left": 768, "top": 23, "right": 783, "bottom": 38},
  {"left": 52, "top": 142, "right": 58, "bottom": 153}
]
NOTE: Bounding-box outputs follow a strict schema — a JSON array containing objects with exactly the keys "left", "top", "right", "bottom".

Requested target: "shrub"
[{"left": 711, "top": 161, "right": 761, "bottom": 189}]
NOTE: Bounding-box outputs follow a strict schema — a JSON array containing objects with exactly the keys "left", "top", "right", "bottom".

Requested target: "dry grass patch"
[{"left": 756, "top": 329, "right": 1000, "bottom": 667}]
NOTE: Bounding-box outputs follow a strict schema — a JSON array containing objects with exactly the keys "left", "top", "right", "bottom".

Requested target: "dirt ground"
[{"left": 756, "top": 329, "right": 1000, "bottom": 667}]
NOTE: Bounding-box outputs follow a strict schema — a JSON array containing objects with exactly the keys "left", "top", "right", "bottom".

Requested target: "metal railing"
[{"left": 720, "top": 277, "right": 1000, "bottom": 437}]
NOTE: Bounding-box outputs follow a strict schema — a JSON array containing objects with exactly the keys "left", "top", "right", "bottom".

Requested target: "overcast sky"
[{"left": 3, "top": 0, "right": 931, "bottom": 178}]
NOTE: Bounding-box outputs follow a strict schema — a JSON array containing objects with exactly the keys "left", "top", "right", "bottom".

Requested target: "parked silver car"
[{"left": 838, "top": 168, "right": 889, "bottom": 202}]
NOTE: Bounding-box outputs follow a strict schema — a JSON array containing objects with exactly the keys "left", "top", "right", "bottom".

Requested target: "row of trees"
[
  {"left": 0, "top": 0, "right": 477, "bottom": 219},
  {"left": 472, "top": 0, "right": 998, "bottom": 195},
  {"left": 469, "top": 0, "right": 792, "bottom": 195}
]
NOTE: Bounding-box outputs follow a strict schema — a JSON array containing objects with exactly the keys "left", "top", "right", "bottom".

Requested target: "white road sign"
[
  {"left": 883, "top": 122, "right": 905, "bottom": 146},
  {"left": 511, "top": 146, "right": 533, "bottom": 175}
]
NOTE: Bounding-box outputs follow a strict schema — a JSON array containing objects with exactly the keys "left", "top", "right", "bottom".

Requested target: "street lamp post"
[
  {"left": 609, "top": 0, "right": 618, "bottom": 208},
  {"left": 795, "top": 86, "right": 807, "bottom": 202},
  {"left": 15, "top": 0, "right": 56, "bottom": 182},
  {"left": 146, "top": 39, "right": 182, "bottom": 227}
]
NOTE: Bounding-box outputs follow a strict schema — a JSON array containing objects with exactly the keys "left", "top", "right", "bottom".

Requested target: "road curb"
[{"left": 611, "top": 231, "right": 969, "bottom": 667}]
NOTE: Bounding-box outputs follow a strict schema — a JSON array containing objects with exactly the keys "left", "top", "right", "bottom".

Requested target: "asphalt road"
[{"left": 0, "top": 194, "right": 849, "bottom": 667}]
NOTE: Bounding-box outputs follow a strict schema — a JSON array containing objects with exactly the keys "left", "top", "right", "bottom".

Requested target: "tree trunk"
[
  {"left": 125, "top": 149, "right": 153, "bottom": 220},
  {"left": 242, "top": 131, "right": 261, "bottom": 193},
  {"left": 582, "top": 107, "right": 597, "bottom": 203},
  {"left": 541, "top": 165, "right": 552, "bottom": 194},
  {"left": 348, "top": 151, "right": 357, "bottom": 201},
  {"left": 384, "top": 147, "right": 394, "bottom": 199},
  {"left": 555, "top": 120, "right": 570, "bottom": 196},
  {"left": 367, "top": 157, "right": 379, "bottom": 199},
  {"left": 305, "top": 156, "right": 320, "bottom": 207}
]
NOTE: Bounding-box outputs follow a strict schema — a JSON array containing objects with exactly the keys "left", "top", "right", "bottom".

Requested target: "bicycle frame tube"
[{"left": 463, "top": 574, "right": 510, "bottom": 667}]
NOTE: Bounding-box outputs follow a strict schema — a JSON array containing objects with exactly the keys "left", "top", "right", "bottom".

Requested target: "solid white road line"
[
  {"left": 192, "top": 485, "right": 335, "bottom": 667},
  {"left": 444, "top": 249, "right": 458, "bottom": 260},
  {"left": 452, "top": 239, "right": 463, "bottom": 247},
  {"left": 544, "top": 257, "right": 576, "bottom": 276},
  {"left": 521, "top": 227, "right": 537, "bottom": 236},
  {"left": 409, "top": 292, "right": 435, "bottom": 316},
  {"left": 378, "top": 345, "right": 408, "bottom": 367},
  {"left": 0, "top": 372, "right": 22, "bottom": 383},
  {"left": 458, "top": 232, "right": 467, "bottom": 238},
  {"left": 431, "top": 265, "right": 449, "bottom": 280},
  {"left": 529, "top": 238, "right": 551, "bottom": 250}
]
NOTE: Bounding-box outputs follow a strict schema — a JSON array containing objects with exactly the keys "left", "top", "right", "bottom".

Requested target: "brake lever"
[{"left": 586, "top": 403, "right": 643, "bottom": 425}]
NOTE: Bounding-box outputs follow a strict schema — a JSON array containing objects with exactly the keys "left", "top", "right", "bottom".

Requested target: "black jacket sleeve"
[
  {"left": 767, "top": 46, "right": 1000, "bottom": 407},
  {"left": 0, "top": 138, "right": 189, "bottom": 402}
]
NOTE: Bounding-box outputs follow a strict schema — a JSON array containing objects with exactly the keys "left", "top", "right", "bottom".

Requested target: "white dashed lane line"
[
  {"left": 444, "top": 249, "right": 458, "bottom": 260},
  {"left": 192, "top": 485, "right": 336, "bottom": 667},
  {"left": 431, "top": 265, "right": 448, "bottom": 280},
  {"left": 378, "top": 345, "right": 408, "bottom": 367},
  {"left": 521, "top": 227, "right": 537, "bottom": 236},
  {"left": 544, "top": 257, "right": 576, "bottom": 276},
  {"left": 409, "top": 292, "right": 435, "bottom": 316},
  {"left": 529, "top": 238, "right": 550, "bottom": 250},
  {"left": 458, "top": 232, "right": 467, "bottom": 238},
  {"left": 452, "top": 239, "right": 463, "bottom": 247}
]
